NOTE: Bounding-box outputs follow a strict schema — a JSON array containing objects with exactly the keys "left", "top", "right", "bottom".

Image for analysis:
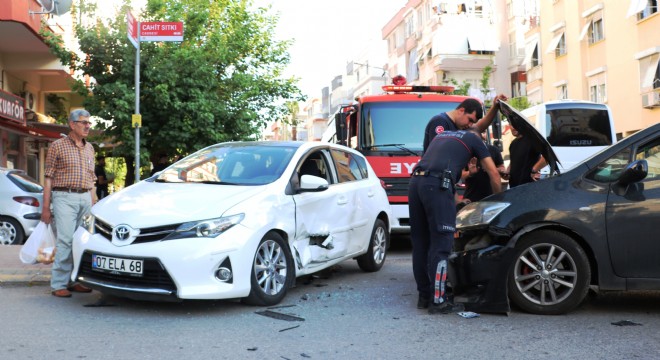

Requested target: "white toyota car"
[{"left": 72, "top": 141, "right": 391, "bottom": 305}]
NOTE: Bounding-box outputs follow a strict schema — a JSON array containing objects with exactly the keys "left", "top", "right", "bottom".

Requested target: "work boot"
[
  {"left": 428, "top": 301, "right": 464, "bottom": 315},
  {"left": 417, "top": 294, "right": 430, "bottom": 309}
]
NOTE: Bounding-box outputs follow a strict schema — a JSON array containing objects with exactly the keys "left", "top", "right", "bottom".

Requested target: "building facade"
[{"left": 0, "top": 0, "right": 81, "bottom": 182}]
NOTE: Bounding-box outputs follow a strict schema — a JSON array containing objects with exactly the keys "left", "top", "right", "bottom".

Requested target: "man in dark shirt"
[
  {"left": 462, "top": 140, "right": 505, "bottom": 203},
  {"left": 94, "top": 156, "right": 112, "bottom": 200},
  {"left": 422, "top": 94, "right": 507, "bottom": 154},
  {"left": 409, "top": 129, "right": 501, "bottom": 314},
  {"left": 506, "top": 126, "right": 547, "bottom": 188}
]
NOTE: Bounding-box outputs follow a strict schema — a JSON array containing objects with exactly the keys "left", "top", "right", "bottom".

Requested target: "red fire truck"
[{"left": 323, "top": 76, "right": 475, "bottom": 233}]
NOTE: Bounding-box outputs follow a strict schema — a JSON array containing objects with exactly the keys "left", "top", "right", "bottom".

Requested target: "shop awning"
[
  {"left": 0, "top": 121, "right": 63, "bottom": 140},
  {"left": 467, "top": 30, "right": 499, "bottom": 52}
]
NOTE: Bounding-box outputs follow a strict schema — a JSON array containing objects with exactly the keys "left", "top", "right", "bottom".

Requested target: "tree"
[
  {"left": 42, "top": 0, "right": 304, "bottom": 185},
  {"left": 509, "top": 96, "right": 533, "bottom": 111},
  {"left": 282, "top": 101, "right": 300, "bottom": 140},
  {"left": 480, "top": 64, "right": 493, "bottom": 106},
  {"left": 448, "top": 78, "right": 471, "bottom": 96}
]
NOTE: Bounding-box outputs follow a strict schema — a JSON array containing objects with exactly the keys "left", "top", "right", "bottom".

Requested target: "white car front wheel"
[{"left": 243, "top": 232, "right": 294, "bottom": 306}]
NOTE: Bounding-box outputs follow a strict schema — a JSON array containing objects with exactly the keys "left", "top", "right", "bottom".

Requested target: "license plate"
[{"left": 92, "top": 254, "right": 144, "bottom": 276}]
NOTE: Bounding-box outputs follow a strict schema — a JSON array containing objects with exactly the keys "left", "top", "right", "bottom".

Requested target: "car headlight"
[
  {"left": 456, "top": 201, "right": 510, "bottom": 229},
  {"left": 168, "top": 214, "right": 245, "bottom": 240},
  {"left": 82, "top": 214, "right": 95, "bottom": 233}
]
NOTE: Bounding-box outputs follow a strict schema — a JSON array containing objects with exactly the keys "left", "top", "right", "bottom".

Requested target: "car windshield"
[
  {"left": 361, "top": 101, "right": 461, "bottom": 151},
  {"left": 7, "top": 171, "right": 43, "bottom": 193},
  {"left": 155, "top": 144, "right": 297, "bottom": 185}
]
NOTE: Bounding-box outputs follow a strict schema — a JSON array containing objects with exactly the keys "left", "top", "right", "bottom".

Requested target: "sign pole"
[{"left": 134, "top": 22, "right": 141, "bottom": 183}]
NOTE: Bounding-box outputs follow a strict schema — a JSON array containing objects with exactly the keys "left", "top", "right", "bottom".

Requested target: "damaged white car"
[{"left": 72, "top": 141, "right": 391, "bottom": 305}]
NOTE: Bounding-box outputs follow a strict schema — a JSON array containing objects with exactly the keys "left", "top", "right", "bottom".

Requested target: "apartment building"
[
  {"left": 532, "top": 0, "right": 659, "bottom": 137},
  {"left": 382, "top": 0, "right": 515, "bottom": 102},
  {"left": 380, "top": 0, "right": 658, "bottom": 137},
  {"left": 0, "top": 0, "right": 80, "bottom": 181}
]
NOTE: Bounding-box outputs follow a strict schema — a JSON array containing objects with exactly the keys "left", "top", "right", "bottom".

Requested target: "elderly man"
[{"left": 42, "top": 109, "right": 96, "bottom": 298}]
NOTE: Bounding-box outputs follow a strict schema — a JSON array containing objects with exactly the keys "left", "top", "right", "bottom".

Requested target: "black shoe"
[
  {"left": 417, "top": 295, "right": 430, "bottom": 309},
  {"left": 428, "top": 302, "right": 464, "bottom": 315}
]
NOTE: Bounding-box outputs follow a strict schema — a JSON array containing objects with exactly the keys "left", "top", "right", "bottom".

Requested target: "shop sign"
[{"left": 0, "top": 89, "right": 26, "bottom": 126}]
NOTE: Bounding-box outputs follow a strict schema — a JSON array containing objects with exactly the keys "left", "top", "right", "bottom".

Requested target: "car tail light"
[{"left": 13, "top": 196, "right": 40, "bottom": 207}]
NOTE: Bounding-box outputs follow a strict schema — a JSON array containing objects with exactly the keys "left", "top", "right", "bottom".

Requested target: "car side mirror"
[
  {"left": 617, "top": 159, "right": 648, "bottom": 186},
  {"left": 299, "top": 174, "right": 329, "bottom": 192}
]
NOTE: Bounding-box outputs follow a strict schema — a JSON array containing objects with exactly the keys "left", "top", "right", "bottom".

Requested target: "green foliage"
[
  {"left": 448, "top": 78, "right": 471, "bottom": 96},
  {"left": 45, "top": 94, "right": 68, "bottom": 124},
  {"left": 508, "top": 96, "right": 533, "bottom": 111},
  {"left": 42, "top": 0, "right": 303, "bottom": 181},
  {"left": 480, "top": 64, "right": 493, "bottom": 106}
]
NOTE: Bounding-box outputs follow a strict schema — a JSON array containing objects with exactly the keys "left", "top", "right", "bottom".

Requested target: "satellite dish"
[{"left": 36, "top": 0, "right": 73, "bottom": 16}]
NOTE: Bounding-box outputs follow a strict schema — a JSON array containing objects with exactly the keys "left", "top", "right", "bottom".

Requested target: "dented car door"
[{"left": 291, "top": 149, "right": 351, "bottom": 270}]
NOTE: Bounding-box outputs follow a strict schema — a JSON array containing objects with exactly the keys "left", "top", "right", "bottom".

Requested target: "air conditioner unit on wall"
[
  {"left": 19, "top": 91, "right": 36, "bottom": 110},
  {"left": 641, "top": 91, "right": 660, "bottom": 108}
]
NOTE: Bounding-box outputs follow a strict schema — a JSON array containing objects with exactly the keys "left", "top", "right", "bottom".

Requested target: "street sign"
[
  {"left": 126, "top": 11, "right": 138, "bottom": 48},
  {"left": 132, "top": 114, "right": 142, "bottom": 128},
  {"left": 140, "top": 22, "right": 184, "bottom": 42}
]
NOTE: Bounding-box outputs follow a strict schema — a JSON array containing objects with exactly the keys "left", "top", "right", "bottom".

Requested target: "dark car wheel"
[
  {"left": 243, "top": 232, "right": 294, "bottom": 306},
  {"left": 0, "top": 217, "right": 24, "bottom": 245},
  {"left": 357, "top": 219, "right": 388, "bottom": 272},
  {"left": 508, "top": 230, "right": 590, "bottom": 315}
]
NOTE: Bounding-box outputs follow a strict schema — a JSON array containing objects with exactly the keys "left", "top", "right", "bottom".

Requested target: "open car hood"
[{"left": 499, "top": 101, "right": 561, "bottom": 175}]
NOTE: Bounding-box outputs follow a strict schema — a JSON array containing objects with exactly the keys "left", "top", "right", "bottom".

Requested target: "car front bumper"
[
  {"left": 449, "top": 230, "right": 515, "bottom": 314},
  {"left": 72, "top": 225, "right": 260, "bottom": 302}
]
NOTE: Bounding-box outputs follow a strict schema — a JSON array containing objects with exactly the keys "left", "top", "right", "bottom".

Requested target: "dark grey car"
[{"left": 451, "top": 102, "right": 660, "bottom": 315}]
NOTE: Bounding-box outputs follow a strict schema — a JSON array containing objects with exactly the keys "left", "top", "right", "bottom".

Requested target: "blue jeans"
[{"left": 50, "top": 191, "right": 91, "bottom": 290}]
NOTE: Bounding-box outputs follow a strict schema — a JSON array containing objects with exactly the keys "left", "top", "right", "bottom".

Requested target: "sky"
[{"left": 254, "top": 0, "right": 407, "bottom": 99}]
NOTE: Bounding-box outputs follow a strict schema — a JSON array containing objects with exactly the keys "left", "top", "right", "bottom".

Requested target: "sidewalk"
[{"left": 0, "top": 245, "right": 51, "bottom": 285}]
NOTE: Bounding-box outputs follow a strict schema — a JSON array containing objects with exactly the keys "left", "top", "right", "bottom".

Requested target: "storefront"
[{"left": 0, "top": 89, "right": 60, "bottom": 182}]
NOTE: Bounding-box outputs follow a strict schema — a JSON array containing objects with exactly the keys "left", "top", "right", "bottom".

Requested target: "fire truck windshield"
[{"left": 361, "top": 101, "right": 461, "bottom": 152}]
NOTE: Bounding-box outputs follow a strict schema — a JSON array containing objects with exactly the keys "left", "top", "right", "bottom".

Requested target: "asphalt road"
[{"left": 2, "top": 238, "right": 660, "bottom": 360}]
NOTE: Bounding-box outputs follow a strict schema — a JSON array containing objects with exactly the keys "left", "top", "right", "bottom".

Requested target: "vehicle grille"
[
  {"left": 94, "top": 218, "right": 182, "bottom": 244},
  {"left": 78, "top": 251, "right": 176, "bottom": 291},
  {"left": 381, "top": 177, "right": 410, "bottom": 199}
]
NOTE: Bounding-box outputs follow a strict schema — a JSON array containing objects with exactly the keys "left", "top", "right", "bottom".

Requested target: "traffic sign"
[
  {"left": 140, "top": 22, "right": 184, "bottom": 42},
  {"left": 126, "top": 11, "right": 138, "bottom": 48}
]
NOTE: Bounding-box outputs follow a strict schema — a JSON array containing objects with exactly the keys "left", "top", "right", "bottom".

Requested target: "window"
[
  {"left": 588, "top": 72, "right": 608, "bottom": 103},
  {"left": 531, "top": 45, "right": 539, "bottom": 67},
  {"left": 635, "top": 138, "right": 660, "bottom": 180},
  {"left": 589, "top": 19, "right": 604, "bottom": 44},
  {"left": 555, "top": 34, "right": 566, "bottom": 56},
  {"left": 586, "top": 146, "right": 632, "bottom": 182},
  {"left": 638, "top": 0, "right": 659, "bottom": 20},
  {"left": 557, "top": 84, "right": 568, "bottom": 99},
  {"left": 637, "top": 53, "right": 660, "bottom": 91},
  {"left": 330, "top": 149, "right": 366, "bottom": 183}
]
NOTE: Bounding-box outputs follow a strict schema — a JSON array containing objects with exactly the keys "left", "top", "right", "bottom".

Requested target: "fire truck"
[{"left": 323, "top": 76, "right": 476, "bottom": 233}]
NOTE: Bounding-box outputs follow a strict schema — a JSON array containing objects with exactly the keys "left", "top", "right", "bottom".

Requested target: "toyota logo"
[
  {"left": 114, "top": 225, "right": 131, "bottom": 240},
  {"left": 112, "top": 224, "right": 137, "bottom": 245}
]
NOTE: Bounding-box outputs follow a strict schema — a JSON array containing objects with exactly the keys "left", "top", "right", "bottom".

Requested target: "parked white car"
[
  {"left": 0, "top": 168, "right": 43, "bottom": 245},
  {"left": 72, "top": 141, "right": 392, "bottom": 305}
]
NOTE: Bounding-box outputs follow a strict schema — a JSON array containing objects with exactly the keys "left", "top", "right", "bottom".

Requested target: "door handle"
[{"left": 337, "top": 197, "right": 348, "bottom": 205}]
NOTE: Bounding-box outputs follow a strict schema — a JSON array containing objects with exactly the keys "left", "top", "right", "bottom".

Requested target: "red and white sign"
[
  {"left": 140, "top": 22, "right": 184, "bottom": 42},
  {"left": 0, "top": 89, "right": 26, "bottom": 126},
  {"left": 126, "top": 11, "right": 138, "bottom": 48}
]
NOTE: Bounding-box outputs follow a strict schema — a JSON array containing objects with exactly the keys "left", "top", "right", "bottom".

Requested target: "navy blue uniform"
[
  {"left": 409, "top": 130, "right": 491, "bottom": 306},
  {"left": 422, "top": 113, "right": 457, "bottom": 154}
]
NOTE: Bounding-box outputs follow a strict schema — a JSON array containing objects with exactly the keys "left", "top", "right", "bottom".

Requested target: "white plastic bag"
[{"left": 19, "top": 222, "right": 56, "bottom": 265}]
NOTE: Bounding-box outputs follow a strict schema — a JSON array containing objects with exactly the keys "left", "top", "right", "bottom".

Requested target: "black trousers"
[{"left": 409, "top": 175, "right": 456, "bottom": 304}]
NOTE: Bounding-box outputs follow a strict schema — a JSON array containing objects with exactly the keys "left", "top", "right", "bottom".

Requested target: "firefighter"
[
  {"left": 422, "top": 95, "right": 507, "bottom": 154},
  {"left": 409, "top": 128, "right": 502, "bottom": 314}
]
